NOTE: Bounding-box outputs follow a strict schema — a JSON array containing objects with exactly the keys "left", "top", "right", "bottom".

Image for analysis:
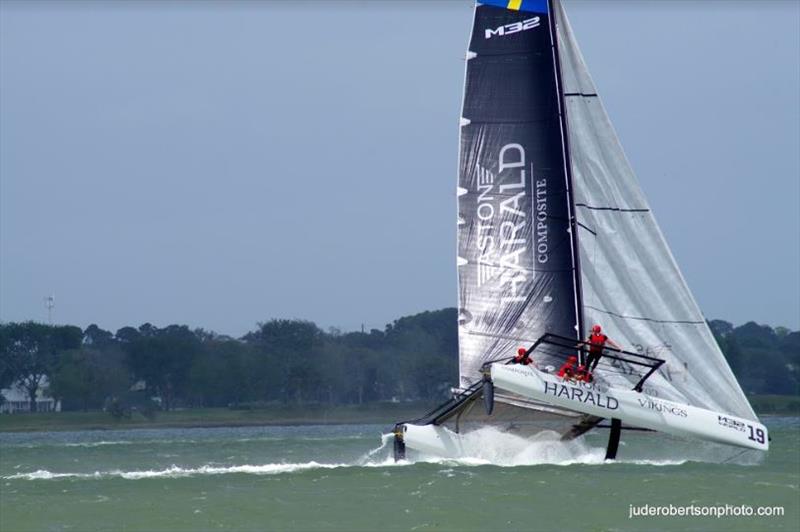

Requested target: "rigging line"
[
  {"left": 465, "top": 329, "right": 541, "bottom": 344},
  {"left": 584, "top": 304, "right": 705, "bottom": 325},
  {"left": 721, "top": 448, "right": 750, "bottom": 464},
  {"left": 575, "top": 203, "right": 650, "bottom": 213},
  {"left": 564, "top": 92, "right": 598, "bottom": 97},
  {"left": 576, "top": 221, "right": 597, "bottom": 236},
  {"left": 590, "top": 206, "right": 599, "bottom": 314}
]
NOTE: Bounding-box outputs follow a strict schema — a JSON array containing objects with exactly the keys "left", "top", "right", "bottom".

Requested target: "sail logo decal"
[
  {"left": 637, "top": 397, "right": 687, "bottom": 418},
  {"left": 476, "top": 164, "right": 499, "bottom": 286},
  {"left": 485, "top": 16, "right": 541, "bottom": 39},
  {"left": 535, "top": 178, "right": 548, "bottom": 263},
  {"left": 718, "top": 415, "right": 746, "bottom": 433},
  {"left": 473, "top": 144, "right": 529, "bottom": 303},
  {"left": 544, "top": 381, "right": 619, "bottom": 410}
]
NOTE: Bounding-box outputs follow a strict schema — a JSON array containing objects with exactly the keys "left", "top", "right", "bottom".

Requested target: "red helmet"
[
  {"left": 592, "top": 324, "right": 602, "bottom": 333},
  {"left": 567, "top": 356, "right": 577, "bottom": 362},
  {"left": 517, "top": 347, "right": 527, "bottom": 357}
]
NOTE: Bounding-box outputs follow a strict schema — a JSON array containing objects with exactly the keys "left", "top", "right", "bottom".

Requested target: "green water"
[{"left": 1, "top": 418, "right": 798, "bottom": 531}]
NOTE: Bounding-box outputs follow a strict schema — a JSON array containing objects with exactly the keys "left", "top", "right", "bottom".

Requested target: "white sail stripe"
[{"left": 584, "top": 304, "right": 704, "bottom": 326}]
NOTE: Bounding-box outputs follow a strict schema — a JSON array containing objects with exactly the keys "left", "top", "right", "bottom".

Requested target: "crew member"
[
  {"left": 513, "top": 347, "right": 534, "bottom": 365},
  {"left": 575, "top": 364, "right": 593, "bottom": 383},
  {"left": 584, "top": 324, "right": 621, "bottom": 372},
  {"left": 557, "top": 355, "right": 578, "bottom": 379}
]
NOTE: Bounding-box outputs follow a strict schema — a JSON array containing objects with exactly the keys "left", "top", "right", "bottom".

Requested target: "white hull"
[
  {"left": 403, "top": 423, "right": 469, "bottom": 458},
  {"left": 490, "top": 364, "right": 768, "bottom": 451}
]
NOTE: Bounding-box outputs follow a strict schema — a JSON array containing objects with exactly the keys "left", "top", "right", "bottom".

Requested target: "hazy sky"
[{"left": 1, "top": 0, "right": 798, "bottom": 336}]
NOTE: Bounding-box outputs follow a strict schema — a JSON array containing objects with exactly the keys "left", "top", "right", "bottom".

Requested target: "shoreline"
[
  {"left": 1, "top": 395, "right": 797, "bottom": 433},
  {"left": 0, "top": 402, "right": 440, "bottom": 433}
]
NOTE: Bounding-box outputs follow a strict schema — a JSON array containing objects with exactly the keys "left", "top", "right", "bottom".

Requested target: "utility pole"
[{"left": 44, "top": 294, "right": 55, "bottom": 325}]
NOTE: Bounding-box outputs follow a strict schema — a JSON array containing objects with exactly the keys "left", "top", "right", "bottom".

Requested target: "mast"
[{"left": 547, "top": 0, "right": 585, "bottom": 347}]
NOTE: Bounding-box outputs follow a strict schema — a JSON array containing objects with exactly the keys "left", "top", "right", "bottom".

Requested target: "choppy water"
[{"left": 1, "top": 418, "right": 798, "bottom": 531}]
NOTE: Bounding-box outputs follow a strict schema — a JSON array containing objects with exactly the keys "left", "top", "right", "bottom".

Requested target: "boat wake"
[
  {"left": 2, "top": 463, "right": 348, "bottom": 481},
  {"left": 2, "top": 434, "right": 372, "bottom": 450},
  {"left": 5, "top": 427, "right": 760, "bottom": 481},
  {"left": 395, "top": 425, "right": 761, "bottom": 467},
  {"left": 393, "top": 426, "right": 687, "bottom": 467},
  {"left": 409, "top": 427, "right": 613, "bottom": 466}
]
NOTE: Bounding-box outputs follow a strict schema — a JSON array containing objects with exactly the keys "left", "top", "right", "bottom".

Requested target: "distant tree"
[
  {"left": 83, "top": 324, "right": 115, "bottom": 348},
  {"left": 188, "top": 340, "right": 256, "bottom": 407},
  {"left": 722, "top": 335, "right": 749, "bottom": 386},
  {"left": 778, "top": 331, "right": 800, "bottom": 393},
  {"left": 780, "top": 331, "right": 800, "bottom": 352},
  {"left": 385, "top": 309, "right": 459, "bottom": 398},
  {"left": 244, "top": 320, "right": 326, "bottom": 404},
  {"left": 122, "top": 324, "right": 201, "bottom": 410},
  {"left": 193, "top": 328, "right": 218, "bottom": 343},
  {"left": 717, "top": 322, "right": 800, "bottom": 395},
  {"left": 340, "top": 329, "right": 386, "bottom": 351},
  {"left": 0, "top": 341, "right": 15, "bottom": 390},
  {"left": 708, "top": 319, "right": 734, "bottom": 337},
  {"left": 0, "top": 322, "right": 82, "bottom": 411},
  {"left": 244, "top": 319, "right": 324, "bottom": 352},
  {"left": 341, "top": 347, "right": 381, "bottom": 404},
  {"left": 138, "top": 323, "right": 159, "bottom": 337},
  {"left": 48, "top": 347, "right": 130, "bottom": 411},
  {"left": 731, "top": 322, "right": 778, "bottom": 349},
  {"left": 115, "top": 326, "right": 141, "bottom": 344}
]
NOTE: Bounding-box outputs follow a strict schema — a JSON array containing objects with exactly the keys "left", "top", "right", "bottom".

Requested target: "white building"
[{"left": 0, "top": 377, "right": 61, "bottom": 414}]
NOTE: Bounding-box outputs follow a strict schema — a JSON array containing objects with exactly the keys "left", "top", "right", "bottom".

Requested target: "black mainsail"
[{"left": 457, "top": 0, "right": 580, "bottom": 388}]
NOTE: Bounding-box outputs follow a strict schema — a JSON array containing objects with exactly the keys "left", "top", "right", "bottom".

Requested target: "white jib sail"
[{"left": 554, "top": 0, "right": 757, "bottom": 422}]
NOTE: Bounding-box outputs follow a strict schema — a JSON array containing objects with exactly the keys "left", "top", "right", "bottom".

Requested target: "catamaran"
[{"left": 392, "top": 0, "right": 768, "bottom": 461}]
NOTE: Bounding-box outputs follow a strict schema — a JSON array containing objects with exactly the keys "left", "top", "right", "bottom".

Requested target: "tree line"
[
  {"left": 0, "top": 310, "right": 457, "bottom": 412},
  {"left": 709, "top": 319, "right": 799, "bottom": 396},
  {"left": 0, "top": 310, "right": 797, "bottom": 413}
]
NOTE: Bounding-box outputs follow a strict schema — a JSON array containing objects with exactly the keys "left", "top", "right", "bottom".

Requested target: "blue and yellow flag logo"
[{"left": 479, "top": 0, "right": 549, "bottom": 14}]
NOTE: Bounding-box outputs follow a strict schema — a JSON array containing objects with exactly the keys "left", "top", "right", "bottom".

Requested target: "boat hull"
[
  {"left": 401, "top": 423, "right": 467, "bottom": 458},
  {"left": 490, "top": 364, "right": 769, "bottom": 451}
]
